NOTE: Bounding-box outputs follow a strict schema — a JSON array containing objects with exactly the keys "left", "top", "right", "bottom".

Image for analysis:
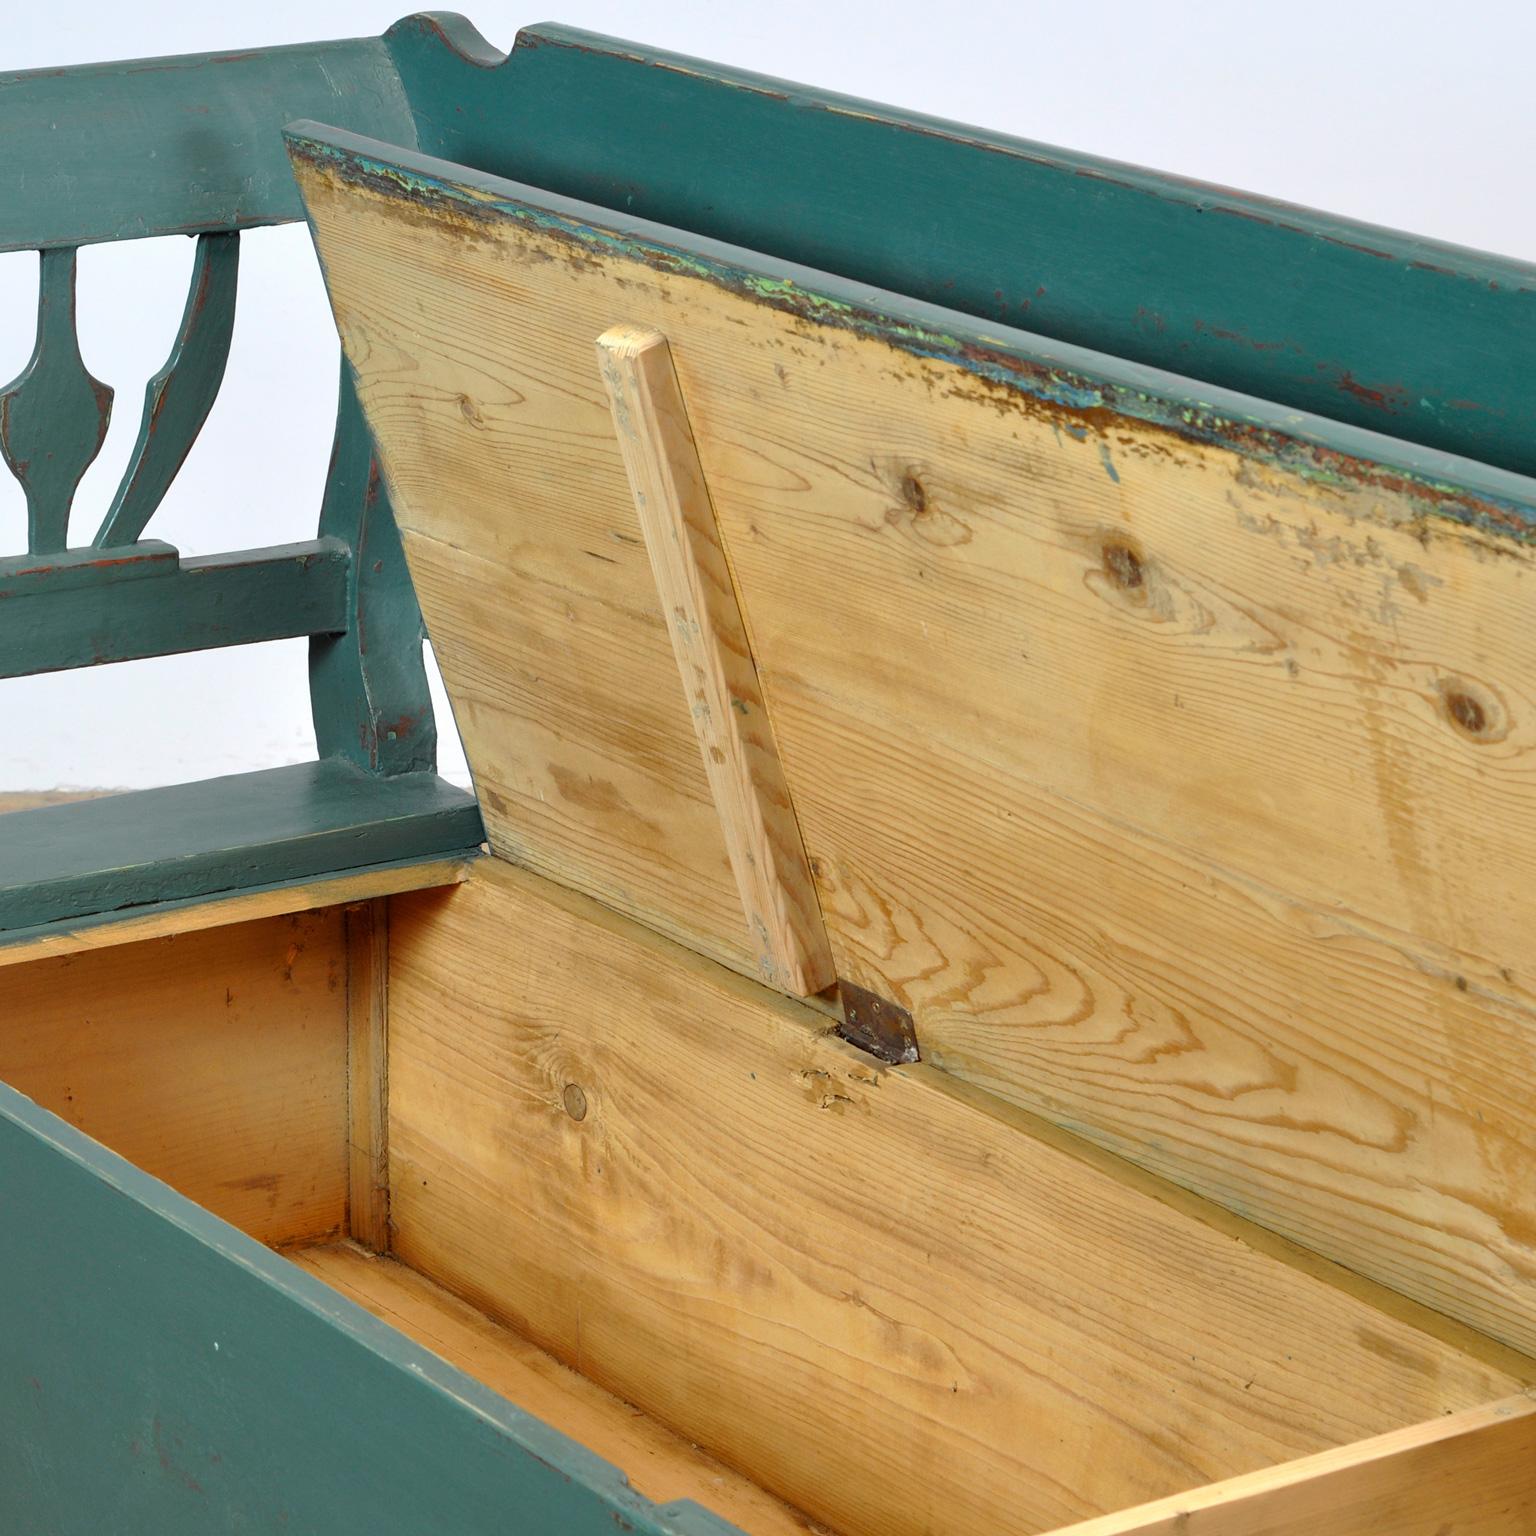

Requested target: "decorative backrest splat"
[
  {"left": 0, "top": 234, "right": 239, "bottom": 557},
  {"left": 0, "top": 247, "right": 114, "bottom": 555},
  {"left": 94, "top": 232, "right": 239, "bottom": 550}
]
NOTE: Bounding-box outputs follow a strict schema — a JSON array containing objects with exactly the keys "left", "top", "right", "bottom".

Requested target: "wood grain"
[
  {"left": 1050, "top": 1391, "right": 1536, "bottom": 1536},
  {"left": 384, "top": 862, "right": 1526, "bottom": 1536},
  {"left": 0, "top": 909, "right": 348, "bottom": 1244},
  {"left": 346, "top": 900, "right": 391, "bottom": 1250},
  {"left": 397, "top": 526, "right": 753, "bottom": 973},
  {"left": 288, "top": 1241, "right": 824, "bottom": 1536},
  {"left": 0, "top": 857, "right": 472, "bottom": 970},
  {"left": 597, "top": 324, "right": 833, "bottom": 996},
  {"left": 299, "top": 163, "right": 1536, "bottom": 1357}
]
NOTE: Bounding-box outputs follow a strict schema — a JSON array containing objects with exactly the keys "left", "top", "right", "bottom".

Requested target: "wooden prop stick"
[{"left": 597, "top": 324, "right": 835, "bottom": 997}]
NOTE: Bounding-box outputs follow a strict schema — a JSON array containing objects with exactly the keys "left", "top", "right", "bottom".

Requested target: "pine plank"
[
  {"left": 296, "top": 153, "right": 1536, "bottom": 1358},
  {"left": 597, "top": 324, "right": 833, "bottom": 996},
  {"left": 1049, "top": 1391, "right": 1536, "bottom": 1536},
  {"left": 384, "top": 862, "right": 1528, "bottom": 1536},
  {"left": 396, "top": 522, "right": 755, "bottom": 974},
  {"left": 0, "top": 909, "right": 349, "bottom": 1245}
]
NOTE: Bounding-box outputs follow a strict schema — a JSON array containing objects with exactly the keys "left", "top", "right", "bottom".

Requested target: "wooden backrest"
[
  {"left": 0, "top": 27, "right": 435, "bottom": 772},
  {"left": 15, "top": 12, "right": 1536, "bottom": 773}
]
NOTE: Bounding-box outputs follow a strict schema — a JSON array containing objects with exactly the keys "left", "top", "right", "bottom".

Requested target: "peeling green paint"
[
  {"left": 383, "top": 18, "right": 1536, "bottom": 487},
  {"left": 287, "top": 125, "right": 1536, "bottom": 548}
]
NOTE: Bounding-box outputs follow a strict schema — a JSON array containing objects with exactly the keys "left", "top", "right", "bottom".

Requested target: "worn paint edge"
[{"left": 284, "top": 124, "right": 1536, "bottom": 543}]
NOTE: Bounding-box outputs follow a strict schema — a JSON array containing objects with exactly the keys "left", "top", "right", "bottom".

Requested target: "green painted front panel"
[
  {"left": 0, "top": 759, "right": 482, "bottom": 933},
  {"left": 0, "top": 1083, "right": 742, "bottom": 1535},
  {"left": 385, "top": 19, "right": 1536, "bottom": 483},
  {"left": 0, "top": 37, "right": 417, "bottom": 251}
]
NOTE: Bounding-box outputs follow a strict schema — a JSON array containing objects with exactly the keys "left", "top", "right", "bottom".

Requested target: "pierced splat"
[
  {"left": 0, "top": 247, "right": 113, "bottom": 554},
  {"left": 95, "top": 232, "right": 239, "bottom": 548}
]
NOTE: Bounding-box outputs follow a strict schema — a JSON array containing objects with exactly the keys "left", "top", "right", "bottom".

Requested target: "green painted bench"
[
  {"left": 0, "top": 19, "right": 491, "bottom": 947},
  {"left": 5, "top": 15, "right": 1536, "bottom": 1536}
]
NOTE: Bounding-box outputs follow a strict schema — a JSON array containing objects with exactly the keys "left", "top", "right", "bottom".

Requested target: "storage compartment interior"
[{"left": 3, "top": 867, "right": 1532, "bottom": 1536}]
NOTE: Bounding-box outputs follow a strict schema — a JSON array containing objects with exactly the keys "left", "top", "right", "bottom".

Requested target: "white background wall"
[{"left": 3, "top": 0, "right": 1532, "bottom": 791}]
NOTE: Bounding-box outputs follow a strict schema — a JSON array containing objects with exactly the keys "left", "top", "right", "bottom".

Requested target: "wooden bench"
[
  {"left": 3, "top": 16, "right": 1534, "bottom": 1536},
  {"left": 0, "top": 18, "right": 486, "bottom": 957}
]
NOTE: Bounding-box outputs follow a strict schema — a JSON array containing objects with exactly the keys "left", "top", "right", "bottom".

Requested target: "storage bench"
[{"left": 3, "top": 15, "right": 1535, "bottom": 1536}]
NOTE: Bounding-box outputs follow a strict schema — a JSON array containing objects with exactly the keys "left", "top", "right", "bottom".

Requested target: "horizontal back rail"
[
  {"left": 0, "top": 37, "right": 415, "bottom": 252},
  {"left": 0, "top": 539, "right": 348, "bottom": 676}
]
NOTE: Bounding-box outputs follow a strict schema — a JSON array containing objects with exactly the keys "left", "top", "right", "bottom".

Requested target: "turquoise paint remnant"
[
  {"left": 287, "top": 125, "right": 1536, "bottom": 546},
  {"left": 1098, "top": 442, "right": 1120, "bottom": 483}
]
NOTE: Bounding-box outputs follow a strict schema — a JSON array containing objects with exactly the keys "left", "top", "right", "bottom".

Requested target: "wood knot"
[
  {"left": 561, "top": 1083, "right": 589, "bottom": 1122},
  {"left": 1446, "top": 690, "right": 1486, "bottom": 735},
  {"left": 875, "top": 457, "right": 971, "bottom": 546},
  {"left": 1102, "top": 539, "right": 1145, "bottom": 591},
  {"left": 900, "top": 471, "right": 929, "bottom": 517},
  {"left": 1436, "top": 678, "right": 1504, "bottom": 742}
]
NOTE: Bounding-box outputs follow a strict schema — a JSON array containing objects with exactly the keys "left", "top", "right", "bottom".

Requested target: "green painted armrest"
[{"left": 0, "top": 760, "right": 483, "bottom": 935}]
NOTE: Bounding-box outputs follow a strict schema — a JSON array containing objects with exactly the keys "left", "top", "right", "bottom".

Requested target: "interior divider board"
[
  {"left": 383, "top": 859, "right": 1531, "bottom": 1536},
  {"left": 0, "top": 908, "right": 350, "bottom": 1246},
  {"left": 596, "top": 323, "right": 834, "bottom": 998},
  {"left": 291, "top": 135, "right": 1536, "bottom": 1360},
  {"left": 345, "top": 899, "right": 391, "bottom": 1251},
  {"left": 1052, "top": 1391, "right": 1536, "bottom": 1536}
]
